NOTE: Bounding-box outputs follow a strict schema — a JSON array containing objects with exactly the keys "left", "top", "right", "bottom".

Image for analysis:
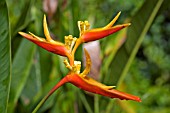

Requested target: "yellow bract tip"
[
  {"left": 18, "top": 32, "right": 29, "bottom": 37},
  {"left": 18, "top": 32, "right": 24, "bottom": 35},
  {"left": 118, "top": 11, "right": 121, "bottom": 15},
  {"left": 43, "top": 14, "right": 64, "bottom": 45},
  {"left": 80, "top": 48, "right": 91, "bottom": 77},
  {"left": 43, "top": 14, "right": 52, "bottom": 42},
  {"left": 104, "top": 11, "right": 121, "bottom": 28},
  {"left": 123, "top": 23, "right": 131, "bottom": 27}
]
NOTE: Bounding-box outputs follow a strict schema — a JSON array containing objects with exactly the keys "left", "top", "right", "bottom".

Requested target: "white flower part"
[
  {"left": 70, "top": 37, "right": 77, "bottom": 51},
  {"left": 74, "top": 61, "right": 81, "bottom": 74}
]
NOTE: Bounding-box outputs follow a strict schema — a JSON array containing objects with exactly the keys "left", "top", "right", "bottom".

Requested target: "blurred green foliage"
[
  {"left": 125, "top": 13, "right": 170, "bottom": 113},
  {"left": 0, "top": 0, "right": 170, "bottom": 113}
]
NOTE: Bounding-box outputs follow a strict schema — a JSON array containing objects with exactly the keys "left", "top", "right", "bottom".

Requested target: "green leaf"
[
  {"left": 39, "top": 48, "right": 53, "bottom": 85},
  {"left": 20, "top": 54, "right": 42, "bottom": 107},
  {"left": 0, "top": 1, "right": 11, "bottom": 113},
  {"left": 102, "top": 28, "right": 127, "bottom": 81},
  {"left": 106, "top": 0, "right": 164, "bottom": 86},
  {"left": 6, "top": 0, "right": 34, "bottom": 37},
  {"left": 8, "top": 39, "right": 36, "bottom": 113}
]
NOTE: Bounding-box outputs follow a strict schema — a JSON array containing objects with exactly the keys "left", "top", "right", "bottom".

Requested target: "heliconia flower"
[
  {"left": 21, "top": 13, "right": 141, "bottom": 113},
  {"left": 72, "top": 12, "right": 131, "bottom": 54},
  {"left": 19, "top": 15, "right": 71, "bottom": 58},
  {"left": 46, "top": 49, "right": 141, "bottom": 103},
  {"left": 81, "top": 12, "right": 130, "bottom": 42}
]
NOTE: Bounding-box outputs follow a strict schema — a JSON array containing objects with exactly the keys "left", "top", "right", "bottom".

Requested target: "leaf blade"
[
  {"left": 0, "top": 0, "right": 11, "bottom": 113},
  {"left": 8, "top": 39, "right": 36, "bottom": 113}
]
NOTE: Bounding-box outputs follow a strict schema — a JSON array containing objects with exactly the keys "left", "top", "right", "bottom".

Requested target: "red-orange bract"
[
  {"left": 48, "top": 74, "right": 141, "bottom": 102},
  {"left": 18, "top": 32, "right": 70, "bottom": 57}
]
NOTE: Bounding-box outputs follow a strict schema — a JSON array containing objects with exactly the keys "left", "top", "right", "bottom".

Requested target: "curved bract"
[
  {"left": 67, "top": 74, "right": 141, "bottom": 102},
  {"left": 18, "top": 32, "right": 69, "bottom": 57},
  {"left": 82, "top": 24, "right": 130, "bottom": 42}
]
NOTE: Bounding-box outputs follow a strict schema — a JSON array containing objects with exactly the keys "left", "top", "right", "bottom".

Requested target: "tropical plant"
[{"left": 0, "top": 0, "right": 170, "bottom": 113}]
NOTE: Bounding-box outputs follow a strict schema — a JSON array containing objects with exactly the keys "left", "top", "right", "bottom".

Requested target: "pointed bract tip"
[
  {"left": 122, "top": 23, "right": 131, "bottom": 27},
  {"left": 127, "top": 23, "right": 131, "bottom": 26},
  {"left": 114, "top": 11, "right": 121, "bottom": 20},
  {"left": 18, "top": 31, "right": 24, "bottom": 35},
  {"left": 44, "top": 14, "right": 46, "bottom": 20},
  {"left": 18, "top": 32, "right": 27, "bottom": 36},
  {"left": 43, "top": 14, "right": 54, "bottom": 42},
  {"left": 118, "top": 11, "right": 121, "bottom": 16},
  {"left": 84, "top": 48, "right": 87, "bottom": 53},
  {"left": 104, "top": 11, "right": 121, "bottom": 28},
  {"left": 114, "top": 23, "right": 131, "bottom": 28},
  {"left": 18, "top": 32, "right": 35, "bottom": 40},
  {"left": 43, "top": 15, "right": 47, "bottom": 27},
  {"left": 84, "top": 48, "right": 90, "bottom": 59},
  {"left": 43, "top": 14, "right": 47, "bottom": 27}
]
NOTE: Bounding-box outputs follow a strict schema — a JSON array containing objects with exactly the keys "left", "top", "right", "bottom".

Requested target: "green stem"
[
  {"left": 32, "top": 76, "right": 68, "bottom": 113},
  {"left": 32, "top": 95, "right": 49, "bottom": 113},
  {"left": 94, "top": 95, "right": 99, "bottom": 113},
  {"left": 79, "top": 92, "right": 93, "bottom": 113}
]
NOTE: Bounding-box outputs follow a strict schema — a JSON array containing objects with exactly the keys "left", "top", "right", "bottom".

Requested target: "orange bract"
[
  {"left": 18, "top": 32, "right": 69, "bottom": 57},
  {"left": 82, "top": 24, "right": 130, "bottom": 42},
  {"left": 48, "top": 74, "right": 141, "bottom": 102}
]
